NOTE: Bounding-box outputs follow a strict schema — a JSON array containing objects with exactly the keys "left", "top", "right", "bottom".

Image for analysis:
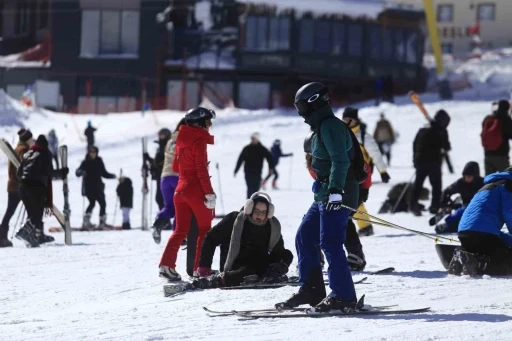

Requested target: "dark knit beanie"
[
  {"left": 498, "top": 100, "right": 510, "bottom": 114},
  {"left": 342, "top": 107, "right": 359, "bottom": 121},
  {"left": 36, "top": 134, "right": 48, "bottom": 148},
  {"left": 18, "top": 129, "right": 33, "bottom": 142}
]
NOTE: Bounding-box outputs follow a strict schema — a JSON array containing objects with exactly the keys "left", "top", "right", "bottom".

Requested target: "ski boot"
[
  {"left": 0, "top": 238, "right": 13, "bottom": 248},
  {"left": 35, "top": 224, "right": 55, "bottom": 244},
  {"left": 447, "top": 249, "right": 463, "bottom": 276},
  {"left": 159, "top": 265, "right": 182, "bottom": 281},
  {"left": 98, "top": 215, "right": 108, "bottom": 229},
  {"left": 82, "top": 213, "right": 95, "bottom": 230},
  {"left": 191, "top": 273, "right": 224, "bottom": 289},
  {"left": 348, "top": 252, "right": 367, "bottom": 271},
  {"left": 460, "top": 250, "right": 490, "bottom": 278},
  {"left": 122, "top": 222, "right": 131, "bottom": 230},
  {"left": 358, "top": 225, "right": 374, "bottom": 237},
  {"left": 275, "top": 283, "right": 326, "bottom": 309},
  {"left": 15, "top": 221, "right": 40, "bottom": 248},
  {"left": 312, "top": 295, "right": 364, "bottom": 313},
  {"left": 152, "top": 217, "right": 168, "bottom": 244},
  {"left": 192, "top": 269, "right": 219, "bottom": 278}
]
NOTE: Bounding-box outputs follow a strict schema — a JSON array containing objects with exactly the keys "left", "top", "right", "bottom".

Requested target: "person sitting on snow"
[
  {"left": 378, "top": 183, "right": 429, "bottom": 214},
  {"left": 187, "top": 192, "right": 293, "bottom": 289},
  {"left": 448, "top": 167, "right": 512, "bottom": 277},
  {"left": 434, "top": 161, "right": 484, "bottom": 234}
]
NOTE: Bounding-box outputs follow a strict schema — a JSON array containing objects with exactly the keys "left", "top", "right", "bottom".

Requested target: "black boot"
[
  {"left": 448, "top": 249, "right": 463, "bottom": 276},
  {"left": 460, "top": 250, "right": 489, "bottom": 278},
  {"left": 0, "top": 238, "right": 13, "bottom": 248},
  {"left": 358, "top": 225, "right": 374, "bottom": 237},
  {"left": 122, "top": 222, "right": 131, "bottom": 230},
  {"left": 313, "top": 295, "right": 363, "bottom": 313},
  {"left": 15, "top": 221, "right": 40, "bottom": 248},
  {"left": 275, "top": 267, "right": 326, "bottom": 309},
  {"left": 192, "top": 273, "right": 224, "bottom": 289},
  {"left": 152, "top": 217, "right": 168, "bottom": 244},
  {"left": 35, "top": 224, "right": 55, "bottom": 244},
  {"left": 347, "top": 252, "right": 367, "bottom": 271}
]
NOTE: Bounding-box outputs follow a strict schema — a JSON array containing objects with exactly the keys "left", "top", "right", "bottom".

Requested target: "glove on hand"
[
  {"left": 204, "top": 194, "right": 216, "bottom": 209},
  {"left": 325, "top": 191, "right": 343, "bottom": 211},
  {"left": 380, "top": 172, "right": 391, "bottom": 183}
]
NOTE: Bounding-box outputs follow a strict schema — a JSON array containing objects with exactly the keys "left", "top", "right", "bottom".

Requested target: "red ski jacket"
[{"left": 173, "top": 125, "right": 214, "bottom": 195}]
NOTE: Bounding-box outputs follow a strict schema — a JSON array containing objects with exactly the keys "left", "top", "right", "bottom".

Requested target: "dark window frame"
[
  {"left": 244, "top": 15, "right": 291, "bottom": 52},
  {"left": 331, "top": 20, "right": 346, "bottom": 56},
  {"left": 437, "top": 4, "right": 454, "bottom": 23},
  {"left": 441, "top": 42, "right": 453, "bottom": 54}
]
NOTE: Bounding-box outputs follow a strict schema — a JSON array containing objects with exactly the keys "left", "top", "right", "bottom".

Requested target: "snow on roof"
[{"left": 242, "top": 0, "right": 396, "bottom": 19}]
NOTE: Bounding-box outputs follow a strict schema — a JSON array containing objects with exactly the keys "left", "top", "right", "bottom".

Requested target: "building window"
[
  {"left": 441, "top": 42, "right": 453, "bottom": 54},
  {"left": 437, "top": 4, "right": 453, "bottom": 22},
  {"left": 80, "top": 10, "right": 140, "bottom": 57},
  {"left": 405, "top": 31, "right": 419, "bottom": 64},
  {"left": 38, "top": 0, "right": 49, "bottom": 29},
  {"left": 331, "top": 22, "right": 345, "bottom": 55},
  {"left": 314, "top": 20, "right": 331, "bottom": 54},
  {"left": 382, "top": 28, "right": 394, "bottom": 61},
  {"left": 347, "top": 23, "right": 363, "bottom": 57},
  {"left": 299, "top": 19, "right": 315, "bottom": 53},
  {"left": 15, "top": 2, "right": 30, "bottom": 35},
  {"left": 268, "top": 17, "right": 290, "bottom": 50},
  {"left": 368, "top": 26, "right": 382, "bottom": 60},
  {"left": 478, "top": 4, "right": 495, "bottom": 21},
  {"left": 245, "top": 16, "right": 290, "bottom": 51},
  {"left": 394, "top": 29, "right": 406, "bottom": 62}
]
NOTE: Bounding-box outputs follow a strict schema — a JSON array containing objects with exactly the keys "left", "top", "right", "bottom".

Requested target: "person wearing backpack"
[
  {"left": 481, "top": 100, "right": 512, "bottom": 175},
  {"left": 275, "top": 82, "right": 365, "bottom": 313},
  {"left": 342, "top": 107, "right": 391, "bottom": 237}
]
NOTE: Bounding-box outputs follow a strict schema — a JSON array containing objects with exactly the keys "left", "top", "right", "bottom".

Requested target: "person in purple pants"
[{"left": 151, "top": 118, "right": 185, "bottom": 244}]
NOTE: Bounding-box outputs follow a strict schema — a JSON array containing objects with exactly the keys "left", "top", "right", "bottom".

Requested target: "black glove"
[
  {"left": 324, "top": 189, "right": 343, "bottom": 211},
  {"left": 359, "top": 188, "right": 369, "bottom": 203},
  {"left": 143, "top": 152, "right": 151, "bottom": 162},
  {"left": 380, "top": 172, "right": 390, "bottom": 183},
  {"left": 61, "top": 167, "right": 69, "bottom": 178}
]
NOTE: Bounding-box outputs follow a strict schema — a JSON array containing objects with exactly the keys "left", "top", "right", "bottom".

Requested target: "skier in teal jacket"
[{"left": 276, "top": 82, "right": 359, "bottom": 312}]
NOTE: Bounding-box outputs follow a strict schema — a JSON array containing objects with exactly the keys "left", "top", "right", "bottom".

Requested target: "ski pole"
[
  {"left": 215, "top": 162, "right": 225, "bottom": 215},
  {"left": 11, "top": 205, "right": 23, "bottom": 240},
  {"left": 391, "top": 172, "right": 416, "bottom": 214},
  {"left": 288, "top": 155, "right": 293, "bottom": 190},
  {"left": 12, "top": 208, "right": 26, "bottom": 240},
  {"left": 149, "top": 180, "right": 154, "bottom": 221},
  {"left": 343, "top": 204, "right": 460, "bottom": 244}
]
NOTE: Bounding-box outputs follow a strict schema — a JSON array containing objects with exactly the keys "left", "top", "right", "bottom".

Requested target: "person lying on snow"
[
  {"left": 434, "top": 161, "right": 484, "bottom": 234},
  {"left": 378, "top": 183, "right": 429, "bottom": 214},
  {"left": 448, "top": 167, "right": 512, "bottom": 277},
  {"left": 185, "top": 192, "right": 293, "bottom": 289}
]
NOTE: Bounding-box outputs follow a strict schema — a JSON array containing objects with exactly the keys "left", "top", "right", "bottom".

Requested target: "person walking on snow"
[
  {"left": 276, "top": 82, "right": 359, "bottom": 312},
  {"left": 262, "top": 139, "right": 293, "bottom": 190},
  {"left": 234, "top": 133, "right": 274, "bottom": 199},
  {"left": 481, "top": 100, "right": 512, "bottom": 175},
  {"left": 84, "top": 121, "right": 97, "bottom": 149},
  {"left": 188, "top": 192, "right": 293, "bottom": 290},
  {"left": 159, "top": 107, "right": 216, "bottom": 281},
  {"left": 342, "top": 107, "right": 391, "bottom": 236},
  {"left": 116, "top": 176, "right": 133, "bottom": 230},
  {"left": 144, "top": 128, "right": 172, "bottom": 211},
  {"left": 151, "top": 119, "right": 185, "bottom": 244},
  {"left": 373, "top": 113, "right": 395, "bottom": 166},
  {"left": 0, "top": 129, "right": 33, "bottom": 247},
  {"left": 47, "top": 129, "right": 59, "bottom": 169},
  {"left": 76, "top": 146, "right": 116, "bottom": 228}
]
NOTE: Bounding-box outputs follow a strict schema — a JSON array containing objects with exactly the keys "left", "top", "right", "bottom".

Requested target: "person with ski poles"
[
  {"left": 84, "top": 121, "right": 97, "bottom": 150},
  {"left": 276, "top": 82, "right": 364, "bottom": 312},
  {"left": 158, "top": 107, "right": 216, "bottom": 281},
  {"left": 151, "top": 118, "right": 186, "bottom": 244},
  {"left": 261, "top": 139, "right": 293, "bottom": 190}
]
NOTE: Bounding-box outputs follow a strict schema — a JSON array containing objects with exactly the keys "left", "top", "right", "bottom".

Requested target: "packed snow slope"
[{"left": 1, "top": 95, "right": 512, "bottom": 341}]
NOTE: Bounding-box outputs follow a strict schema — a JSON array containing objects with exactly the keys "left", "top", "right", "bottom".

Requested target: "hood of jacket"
[
  {"left": 462, "top": 161, "right": 480, "bottom": 178},
  {"left": 484, "top": 170, "right": 512, "bottom": 184},
  {"left": 177, "top": 125, "right": 214, "bottom": 148},
  {"left": 304, "top": 105, "right": 336, "bottom": 132}
]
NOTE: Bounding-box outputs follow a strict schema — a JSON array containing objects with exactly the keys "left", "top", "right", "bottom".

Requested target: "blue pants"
[
  {"left": 445, "top": 206, "right": 466, "bottom": 233},
  {"left": 296, "top": 202, "right": 356, "bottom": 301}
]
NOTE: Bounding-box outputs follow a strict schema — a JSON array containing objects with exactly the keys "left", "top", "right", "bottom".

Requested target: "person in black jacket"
[
  {"left": 262, "top": 139, "right": 293, "bottom": 190},
  {"left": 84, "top": 121, "right": 97, "bottom": 149},
  {"left": 76, "top": 146, "right": 116, "bottom": 228},
  {"left": 15, "top": 135, "right": 56, "bottom": 247},
  {"left": 410, "top": 110, "right": 452, "bottom": 216},
  {"left": 116, "top": 176, "right": 133, "bottom": 230},
  {"left": 481, "top": 100, "right": 512, "bottom": 175},
  {"left": 434, "top": 161, "right": 484, "bottom": 234},
  {"left": 144, "top": 128, "right": 172, "bottom": 210},
  {"left": 188, "top": 192, "right": 293, "bottom": 289},
  {"left": 234, "top": 133, "right": 274, "bottom": 199}
]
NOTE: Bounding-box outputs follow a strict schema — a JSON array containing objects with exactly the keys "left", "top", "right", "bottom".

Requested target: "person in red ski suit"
[{"left": 159, "top": 107, "right": 217, "bottom": 281}]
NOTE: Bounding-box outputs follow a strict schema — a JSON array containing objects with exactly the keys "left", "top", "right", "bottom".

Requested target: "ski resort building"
[{"left": 0, "top": 0, "right": 426, "bottom": 113}]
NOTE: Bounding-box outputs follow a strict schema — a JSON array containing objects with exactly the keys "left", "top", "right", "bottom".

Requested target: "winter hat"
[
  {"left": 342, "top": 107, "right": 359, "bottom": 121},
  {"left": 158, "top": 128, "right": 172, "bottom": 140},
  {"left": 273, "top": 139, "right": 281, "bottom": 145},
  {"left": 497, "top": 100, "right": 510, "bottom": 116},
  {"left": 251, "top": 132, "right": 261, "bottom": 140},
  {"left": 88, "top": 146, "right": 99, "bottom": 154},
  {"left": 434, "top": 109, "right": 450, "bottom": 129},
  {"left": 18, "top": 128, "right": 33, "bottom": 142},
  {"left": 462, "top": 161, "right": 480, "bottom": 178},
  {"left": 35, "top": 134, "right": 48, "bottom": 148},
  {"left": 244, "top": 192, "right": 274, "bottom": 219}
]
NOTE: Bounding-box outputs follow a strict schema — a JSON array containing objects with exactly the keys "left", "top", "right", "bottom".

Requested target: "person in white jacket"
[
  {"left": 342, "top": 108, "right": 391, "bottom": 237},
  {"left": 151, "top": 118, "right": 185, "bottom": 244}
]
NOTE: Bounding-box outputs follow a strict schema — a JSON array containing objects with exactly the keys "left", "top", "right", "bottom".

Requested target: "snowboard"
[
  {"left": 435, "top": 243, "right": 459, "bottom": 270},
  {"left": 0, "top": 139, "right": 66, "bottom": 228},
  {"left": 186, "top": 215, "right": 199, "bottom": 277}
]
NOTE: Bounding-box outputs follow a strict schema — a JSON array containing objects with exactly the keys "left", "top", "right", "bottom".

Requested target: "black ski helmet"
[
  {"left": 158, "top": 128, "right": 172, "bottom": 141},
  {"left": 184, "top": 107, "right": 216, "bottom": 129},
  {"left": 294, "top": 82, "right": 330, "bottom": 117}
]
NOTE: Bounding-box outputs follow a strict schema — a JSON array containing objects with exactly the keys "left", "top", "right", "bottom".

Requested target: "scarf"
[
  {"left": 223, "top": 211, "right": 282, "bottom": 272},
  {"left": 30, "top": 144, "right": 53, "bottom": 211}
]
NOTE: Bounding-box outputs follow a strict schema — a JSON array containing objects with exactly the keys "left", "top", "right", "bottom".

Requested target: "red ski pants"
[{"left": 159, "top": 190, "right": 213, "bottom": 271}]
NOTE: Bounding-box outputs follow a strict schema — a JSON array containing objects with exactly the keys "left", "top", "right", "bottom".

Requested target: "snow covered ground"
[{"left": 1, "top": 94, "right": 512, "bottom": 340}]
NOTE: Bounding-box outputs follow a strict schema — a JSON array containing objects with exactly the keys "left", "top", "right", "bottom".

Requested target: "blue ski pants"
[{"left": 296, "top": 202, "right": 356, "bottom": 301}]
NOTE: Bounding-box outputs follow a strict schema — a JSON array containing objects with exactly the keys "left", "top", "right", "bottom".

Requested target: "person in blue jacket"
[
  {"left": 261, "top": 139, "right": 293, "bottom": 190},
  {"left": 450, "top": 168, "right": 512, "bottom": 277}
]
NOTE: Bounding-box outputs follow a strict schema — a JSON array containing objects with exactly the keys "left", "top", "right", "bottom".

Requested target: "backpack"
[
  {"left": 317, "top": 116, "right": 368, "bottom": 184},
  {"left": 481, "top": 115, "right": 503, "bottom": 151}
]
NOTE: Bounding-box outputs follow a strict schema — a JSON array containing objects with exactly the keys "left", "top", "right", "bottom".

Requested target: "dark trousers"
[
  {"left": 245, "top": 173, "right": 261, "bottom": 199},
  {"left": 459, "top": 231, "right": 512, "bottom": 276},
  {"left": 155, "top": 178, "right": 164, "bottom": 210},
  {"left": 20, "top": 184, "right": 47, "bottom": 228},
  {"left": 51, "top": 152, "right": 60, "bottom": 169},
  {"left": 0, "top": 191, "right": 21, "bottom": 238},
  {"left": 86, "top": 191, "right": 107, "bottom": 216},
  {"left": 345, "top": 219, "right": 363, "bottom": 256},
  {"left": 264, "top": 168, "right": 279, "bottom": 182},
  {"left": 223, "top": 266, "right": 263, "bottom": 287},
  {"left": 377, "top": 142, "right": 391, "bottom": 166},
  {"left": 484, "top": 155, "right": 509, "bottom": 176},
  {"left": 412, "top": 163, "right": 442, "bottom": 211},
  {"left": 296, "top": 202, "right": 356, "bottom": 301}
]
